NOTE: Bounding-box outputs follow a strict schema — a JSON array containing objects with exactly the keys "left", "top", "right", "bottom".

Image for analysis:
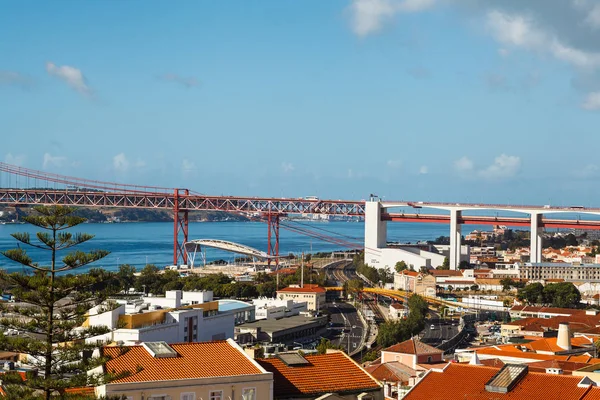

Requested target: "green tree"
[
  {"left": 362, "top": 350, "right": 379, "bottom": 362},
  {"left": 543, "top": 282, "right": 581, "bottom": 308},
  {"left": 116, "top": 264, "right": 136, "bottom": 292},
  {"left": 316, "top": 338, "right": 344, "bottom": 354},
  {"left": 395, "top": 261, "right": 408, "bottom": 273},
  {"left": 500, "top": 278, "right": 514, "bottom": 292},
  {"left": 517, "top": 282, "right": 544, "bottom": 304},
  {"left": 438, "top": 257, "right": 450, "bottom": 270},
  {"left": 135, "top": 264, "right": 161, "bottom": 294},
  {"left": 0, "top": 205, "right": 117, "bottom": 399},
  {"left": 470, "top": 284, "right": 479, "bottom": 292}
]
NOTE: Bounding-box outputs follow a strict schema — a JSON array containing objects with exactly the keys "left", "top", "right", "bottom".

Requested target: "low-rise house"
[
  {"left": 257, "top": 350, "right": 382, "bottom": 399},
  {"left": 93, "top": 339, "right": 273, "bottom": 400},
  {"left": 366, "top": 338, "right": 446, "bottom": 398},
  {"left": 389, "top": 303, "right": 407, "bottom": 320},
  {"left": 277, "top": 284, "right": 326, "bottom": 311},
  {"left": 393, "top": 271, "right": 435, "bottom": 296}
]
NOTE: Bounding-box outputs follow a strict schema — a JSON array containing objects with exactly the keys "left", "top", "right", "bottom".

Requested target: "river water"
[{"left": 0, "top": 221, "right": 457, "bottom": 273}]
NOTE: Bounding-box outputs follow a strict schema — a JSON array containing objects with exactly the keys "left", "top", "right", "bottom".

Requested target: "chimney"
[
  {"left": 557, "top": 323, "right": 571, "bottom": 351},
  {"left": 469, "top": 351, "right": 481, "bottom": 365}
]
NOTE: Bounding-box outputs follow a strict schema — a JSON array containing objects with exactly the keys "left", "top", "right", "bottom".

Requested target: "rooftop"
[
  {"left": 102, "top": 339, "right": 267, "bottom": 383},
  {"left": 257, "top": 351, "right": 381, "bottom": 397},
  {"left": 218, "top": 299, "right": 254, "bottom": 312},
  {"left": 277, "top": 284, "right": 326, "bottom": 294},
  {"left": 383, "top": 337, "right": 443, "bottom": 356},
  {"left": 404, "top": 363, "right": 600, "bottom": 400},
  {"left": 238, "top": 314, "right": 326, "bottom": 333},
  {"left": 510, "top": 306, "right": 587, "bottom": 316}
]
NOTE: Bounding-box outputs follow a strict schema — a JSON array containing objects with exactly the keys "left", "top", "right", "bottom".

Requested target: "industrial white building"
[
  {"left": 364, "top": 201, "right": 469, "bottom": 271},
  {"left": 252, "top": 297, "right": 308, "bottom": 320}
]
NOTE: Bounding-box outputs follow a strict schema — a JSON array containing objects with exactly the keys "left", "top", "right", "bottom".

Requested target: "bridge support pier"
[
  {"left": 530, "top": 213, "right": 543, "bottom": 263},
  {"left": 364, "top": 201, "right": 387, "bottom": 264},
  {"left": 267, "top": 212, "right": 280, "bottom": 269},
  {"left": 173, "top": 189, "right": 190, "bottom": 266},
  {"left": 450, "top": 209, "right": 462, "bottom": 270}
]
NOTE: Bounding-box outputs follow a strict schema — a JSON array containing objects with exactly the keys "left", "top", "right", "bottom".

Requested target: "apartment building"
[
  {"left": 86, "top": 291, "right": 238, "bottom": 345},
  {"left": 520, "top": 262, "right": 600, "bottom": 282}
]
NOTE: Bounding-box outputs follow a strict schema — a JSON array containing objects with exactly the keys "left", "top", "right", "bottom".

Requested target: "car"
[{"left": 430, "top": 324, "right": 436, "bottom": 330}]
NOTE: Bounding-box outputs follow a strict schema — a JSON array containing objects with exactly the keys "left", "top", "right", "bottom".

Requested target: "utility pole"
[{"left": 301, "top": 252, "right": 304, "bottom": 288}]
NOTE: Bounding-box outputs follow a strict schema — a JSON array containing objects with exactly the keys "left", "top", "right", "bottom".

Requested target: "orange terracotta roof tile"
[
  {"left": 431, "top": 270, "right": 464, "bottom": 277},
  {"left": 404, "top": 363, "right": 600, "bottom": 400},
  {"left": 522, "top": 336, "right": 593, "bottom": 353},
  {"left": 277, "top": 284, "right": 326, "bottom": 293},
  {"left": 64, "top": 387, "right": 95, "bottom": 395},
  {"left": 383, "top": 338, "right": 443, "bottom": 356},
  {"left": 526, "top": 359, "right": 590, "bottom": 374},
  {"left": 402, "top": 271, "right": 420, "bottom": 277},
  {"left": 257, "top": 351, "right": 380, "bottom": 397},
  {"left": 103, "top": 340, "right": 265, "bottom": 383}
]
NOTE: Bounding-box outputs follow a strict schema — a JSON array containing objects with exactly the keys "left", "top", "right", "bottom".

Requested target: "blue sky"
[{"left": 1, "top": 0, "right": 600, "bottom": 205}]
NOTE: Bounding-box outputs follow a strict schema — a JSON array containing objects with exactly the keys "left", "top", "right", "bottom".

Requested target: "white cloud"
[
  {"left": 574, "top": 0, "right": 600, "bottom": 29},
  {"left": 454, "top": 156, "right": 474, "bottom": 172},
  {"left": 182, "top": 159, "right": 196, "bottom": 172},
  {"left": 419, "top": 165, "right": 428, "bottom": 174},
  {"left": 348, "top": 0, "right": 437, "bottom": 37},
  {"left": 46, "top": 62, "right": 92, "bottom": 96},
  {"left": 486, "top": 10, "right": 600, "bottom": 69},
  {"left": 160, "top": 74, "right": 199, "bottom": 88},
  {"left": 4, "top": 153, "right": 26, "bottom": 166},
  {"left": 582, "top": 91, "right": 600, "bottom": 110},
  {"left": 281, "top": 162, "right": 295, "bottom": 173},
  {"left": 113, "top": 153, "right": 129, "bottom": 172},
  {"left": 43, "top": 153, "right": 66, "bottom": 169},
  {"left": 387, "top": 159, "right": 402, "bottom": 168},
  {"left": 479, "top": 154, "right": 521, "bottom": 179}
]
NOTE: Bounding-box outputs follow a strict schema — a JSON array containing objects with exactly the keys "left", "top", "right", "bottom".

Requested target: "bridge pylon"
[{"left": 173, "top": 188, "right": 189, "bottom": 266}]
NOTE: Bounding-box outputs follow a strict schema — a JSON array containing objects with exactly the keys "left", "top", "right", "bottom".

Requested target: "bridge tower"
[
  {"left": 266, "top": 212, "right": 281, "bottom": 268},
  {"left": 173, "top": 188, "right": 189, "bottom": 266}
]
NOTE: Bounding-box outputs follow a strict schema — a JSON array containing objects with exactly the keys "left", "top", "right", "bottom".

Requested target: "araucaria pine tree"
[{"left": 0, "top": 205, "right": 117, "bottom": 399}]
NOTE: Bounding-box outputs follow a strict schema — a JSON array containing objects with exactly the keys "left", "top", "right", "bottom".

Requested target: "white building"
[
  {"left": 364, "top": 202, "right": 469, "bottom": 271},
  {"left": 252, "top": 297, "right": 308, "bottom": 320},
  {"left": 86, "top": 290, "right": 246, "bottom": 346},
  {"left": 276, "top": 284, "right": 326, "bottom": 311}
]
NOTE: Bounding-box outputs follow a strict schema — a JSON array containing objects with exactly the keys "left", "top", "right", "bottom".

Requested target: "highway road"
[
  {"left": 420, "top": 311, "right": 460, "bottom": 347},
  {"left": 325, "top": 301, "right": 366, "bottom": 355}
]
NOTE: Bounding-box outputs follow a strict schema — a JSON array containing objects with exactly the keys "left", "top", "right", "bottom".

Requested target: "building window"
[
  {"left": 242, "top": 388, "right": 256, "bottom": 400},
  {"left": 181, "top": 393, "right": 196, "bottom": 400},
  {"left": 209, "top": 390, "right": 223, "bottom": 400}
]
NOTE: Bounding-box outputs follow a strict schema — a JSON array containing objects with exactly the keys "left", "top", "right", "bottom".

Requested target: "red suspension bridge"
[{"left": 2, "top": 162, "right": 600, "bottom": 266}]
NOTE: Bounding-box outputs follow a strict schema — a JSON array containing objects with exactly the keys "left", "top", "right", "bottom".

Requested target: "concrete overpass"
[{"left": 365, "top": 200, "right": 600, "bottom": 271}]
